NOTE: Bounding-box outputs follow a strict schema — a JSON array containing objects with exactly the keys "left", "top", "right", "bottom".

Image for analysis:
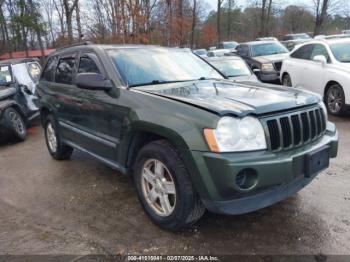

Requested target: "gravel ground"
[{"left": 0, "top": 115, "right": 349, "bottom": 256}]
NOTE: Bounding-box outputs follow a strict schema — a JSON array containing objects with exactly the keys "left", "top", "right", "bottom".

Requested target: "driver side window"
[
  {"left": 310, "top": 44, "right": 330, "bottom": 62},
  {"left": 78, "top": 54, "right": 101, "bottom": 74}
]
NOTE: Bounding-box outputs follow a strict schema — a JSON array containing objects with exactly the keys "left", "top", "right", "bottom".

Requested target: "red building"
[{"left": 0, "top": 49, "right": 56, "bottom": 61}]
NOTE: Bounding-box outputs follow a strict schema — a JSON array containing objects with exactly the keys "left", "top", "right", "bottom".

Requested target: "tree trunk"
[
  {"left": 217, "top": 0, "right": 222, "bottom": 43},
  {"left": 63, "top": 0, "right": 79, "bottom": 44},
  {"left": 191, "top": 0, "right": 197, "bottom": 49},
  {"left": 314, "top": 0, "right": 329, "bottom": 36},
  {"left": 76, "top": 1, "right": 82, "bottom": 41},
  {"left": 28, "top": 0, "right": 45, "bottom": 62}
]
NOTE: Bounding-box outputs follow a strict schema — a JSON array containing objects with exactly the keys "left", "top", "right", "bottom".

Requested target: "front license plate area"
[{"left": 305, "top": 146, "right": 330, "bottom": 178}]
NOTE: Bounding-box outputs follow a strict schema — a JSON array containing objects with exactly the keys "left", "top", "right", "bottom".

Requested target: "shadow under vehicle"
[{"left": 0, "top": 58, "right": 41, "bottom": 141}]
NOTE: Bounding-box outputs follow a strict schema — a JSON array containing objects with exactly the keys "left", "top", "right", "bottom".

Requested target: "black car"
[
  {"left": 0, "top": 58, "right": 41, "bottom": 141},
  {"left": 235, "top": 41, "right": 289, "bottom": 83}
]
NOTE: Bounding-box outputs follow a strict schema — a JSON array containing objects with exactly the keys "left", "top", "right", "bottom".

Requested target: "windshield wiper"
[{"left": 129, "top": 79, "right": 193, "bottom": 88}]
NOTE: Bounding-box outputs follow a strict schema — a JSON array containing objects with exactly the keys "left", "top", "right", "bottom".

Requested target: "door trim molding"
[{"left": 59, "top": 120, "right": 118, "bottom": 148}]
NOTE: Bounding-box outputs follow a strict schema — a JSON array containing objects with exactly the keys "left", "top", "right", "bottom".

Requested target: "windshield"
[
  {"left": 108, "top": 48, "right": 223, "bottom": 87},
  {"left": 330, "top": 42, "right": 350, "bottom": 62},
  {"left": 210, "top": 59, "right": 251, "bottom": 77},
  {"left": 223, "top": 42, "right": 237, "bottom": 49},
  {"left": 194, "top": 49, "right": 207, "bottom": 56},
  {"left": 0, "top": 65, "right": 13, "bottom": 86},
  {"left": 251, "top": 43, "right": 288, "bottom": 57}
]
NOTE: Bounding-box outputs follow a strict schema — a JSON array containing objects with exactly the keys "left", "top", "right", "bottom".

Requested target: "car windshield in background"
[
  {"left": 292, "top": 34, "right": 311, "bottom": 40},
  {"left": 210, "top": 59, "right": 251, "bottom": 77},
  {"left": 194, "top": 49, "right": 207, "bottom": 56},
  {"left": 251, "top": 43, "right": 289, "bottom": 57},
  {"left": 330, "top": 43, "right": 350, "bottom": 62},
  {"left": 0, "top": 65, "right": 13, "bottom": 87},
  {"left": 223, "top": 42, "right": 237, "bottom": 49},
  {"left": 108, "top": 48, "right": 223, "bottom": 87}
]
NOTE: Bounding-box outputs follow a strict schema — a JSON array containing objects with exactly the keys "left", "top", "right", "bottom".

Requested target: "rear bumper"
[{"left": 185, "top": 122, "right": 338, "bottom": 215}]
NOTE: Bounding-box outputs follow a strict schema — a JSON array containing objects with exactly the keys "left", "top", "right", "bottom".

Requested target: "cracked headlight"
[
  {"left": 261, "top": 63, "right": 275, "bottom": 72},
  {"left": 204, "top": 116, "right": 267, "bottom": 152}
]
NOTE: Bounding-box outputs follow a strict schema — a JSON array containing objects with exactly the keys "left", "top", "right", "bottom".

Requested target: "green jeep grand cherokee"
[{"left": 37, "top": 43, "right": 338, "bottom": 230}]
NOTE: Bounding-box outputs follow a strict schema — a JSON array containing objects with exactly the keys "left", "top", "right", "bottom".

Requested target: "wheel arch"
[
  {"left": 123, "top": 125, "right": 190, "bottom": 174},
  {"left": 324, "top": 80, "right": 342, "bottom": 101},
  {"left": 40, "top": 106, "right": 52, "bottom": 127},
  {"left": 0, "top": 101, "right": 27, "bottom": 125}
]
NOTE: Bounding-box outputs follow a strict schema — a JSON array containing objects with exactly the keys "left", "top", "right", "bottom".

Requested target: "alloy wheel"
[
  {"left": 327, "top": 87, "right": 343, "bottom": 114},
  {"left": 46, "top": 122, "right": 57, "bottom": 153},
  {"left": 9, "top": 111, "right": 25, "bottom": 136},
  {"left": 141, "top": 159, "right": 176, "bottom": 217}
]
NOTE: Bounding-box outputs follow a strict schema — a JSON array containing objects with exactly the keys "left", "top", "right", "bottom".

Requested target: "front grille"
[
  {"left": 263, "top": 106, "right": 326, "bottom": 152},
  {"left": 274, "top": 61, "right": 282, "bottom": 71}
]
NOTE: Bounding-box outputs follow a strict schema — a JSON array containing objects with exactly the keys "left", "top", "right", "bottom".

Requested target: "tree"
[
  {"left": 63, "top": 0, "right": 79, "bottom": 43},
  {"left": 217, "top": 0, "right": 224, "bottom": 43}
]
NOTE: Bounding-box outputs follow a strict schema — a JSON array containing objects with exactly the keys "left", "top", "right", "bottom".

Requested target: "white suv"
[{"left": 280, "top": 39, "right": 350, "bottom": 115}]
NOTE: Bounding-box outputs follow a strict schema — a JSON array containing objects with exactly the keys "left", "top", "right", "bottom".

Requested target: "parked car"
[
  {"left": 205, "top": 56, "right": 259, "bottom": 82},
  {"left": 207, "top": 49, "right": 232, "bottom": 57},
  {"left": 256, "top": 37, "right": 278, "bottom": 42},
  {"left": 218, "top": 41, "right": 238, "bottom": 51},
  {"left": 193, "top": 49, "right": 208, "bottom": 57},
  {"left": 281, "top": 38, "right": 350, "bottom": 115},
  {"left": 282, "top": 33, "right": 312, "bottom": 51},
  {"left": 0, "top": 58, "right": 41, "bottom": 141},
  {"left": 37, "top": 43, "right": 338, "bottom": 230},
  {"left": 235, "top": 41, "right": 289, "bottom": 83}
]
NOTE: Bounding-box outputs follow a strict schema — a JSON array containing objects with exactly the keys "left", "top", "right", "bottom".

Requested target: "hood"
[
  {"left": 0, "top": 87, "right": 16, "bottom": 101},
  {"left": 253, "top": 53, "right": 289, "bottom": 63},
  {"left": 229, "top": 75, "right": 259, "bottom": 82},
  {"left": 134, "top": 80, "right": 320, "bottom": 117}
]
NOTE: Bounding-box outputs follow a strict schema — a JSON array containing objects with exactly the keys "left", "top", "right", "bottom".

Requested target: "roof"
[
  {"left": 0, "top": 49, "right": 56, "bottom": 60},
  {"left": 50, "top": 43, "right": 173, "bottom": 56},
  {"left": 241, "top": 40, "right": 278, "bottom": 45},
  {"left": 206, "top": 56, "right": 242, "bottom": 62}
]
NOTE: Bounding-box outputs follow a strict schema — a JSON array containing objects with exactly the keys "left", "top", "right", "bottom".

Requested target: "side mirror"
[
  {"left": 253, "top": 68, "right": 261, "bottom": 75},
  {"left": 76, "top": 73, "right": 113, "bottom": 91},
  {"left": 313, "top": 55, "right": 327, "bottom": 64}
]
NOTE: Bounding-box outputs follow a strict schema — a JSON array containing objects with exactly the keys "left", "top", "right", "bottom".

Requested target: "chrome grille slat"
[{"left": 263, "top": 106, "right": 327, "bottom": 152}]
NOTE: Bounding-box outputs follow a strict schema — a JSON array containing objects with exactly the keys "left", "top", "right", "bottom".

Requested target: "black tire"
[
  {"left": 325, "top": 84, "right": 346, "bottom": 116},
  {"left": 44, "top": 114, "right": 73, "bottom": 160},
  {"left": 3, "top": 107, "right": 27, "bottom": 141},
  {"left": 282, "top": 73, "right": 292, "bottom": 87},
  {"left": 133, "top": 140, "right": 205, "bottom": 231}
]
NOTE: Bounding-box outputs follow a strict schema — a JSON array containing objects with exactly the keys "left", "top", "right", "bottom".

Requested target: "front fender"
[{"left": 0, "top": 99, "right": 17, "bottom": 118}]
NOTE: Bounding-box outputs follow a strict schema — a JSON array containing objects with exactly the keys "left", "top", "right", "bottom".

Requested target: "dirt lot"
[{"left": 0, "top": 115, "right": 349, "bottom": 256}]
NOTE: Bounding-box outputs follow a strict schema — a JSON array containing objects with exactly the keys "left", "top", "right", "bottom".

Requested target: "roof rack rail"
[{"left": 56, "top": 41, "right": 93, "bottom": 51}]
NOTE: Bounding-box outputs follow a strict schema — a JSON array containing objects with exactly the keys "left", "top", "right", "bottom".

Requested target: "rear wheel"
[
  {"left": 133, "top": 140, "right": 205, "bottom": 230},
  {"left": 44, "top": 115, "right": 73, "bottom": 160},
  {"left": 326, "top": 84, "right": 346, "bottom": 116},
  {"left": 282, "top": 73, "right": 292, "bottom": 87},
  {"left": 3, "top": 107, "right": 27, "bottom": 141}
]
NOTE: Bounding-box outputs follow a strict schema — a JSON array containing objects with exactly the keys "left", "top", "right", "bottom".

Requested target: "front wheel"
[
  {"left": 133, "top": 140, "right": 205, "bottom": 230},
  {"left": 282, "top": 73, "right": 292, "bottom": 87},
  {"left": 3, "top": 107, "right": 27, "bottom": 141},
  {"left": 326, "top": 84, "right": 346, "bottom": 116},
  {"left": 44, "top": 115, "right": 73, "bottom": 160}
]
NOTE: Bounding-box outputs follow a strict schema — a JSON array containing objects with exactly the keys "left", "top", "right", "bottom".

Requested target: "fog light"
[{"left": 235, "top": 168, "right": 258, "bottom": 190}]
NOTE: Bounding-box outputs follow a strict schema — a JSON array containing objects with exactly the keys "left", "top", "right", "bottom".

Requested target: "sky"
[{"left": 205, "top": 0, "right": 314, "bottom": 11}]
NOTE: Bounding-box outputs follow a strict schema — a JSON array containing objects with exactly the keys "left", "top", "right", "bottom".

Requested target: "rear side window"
[
  {"left": 56, "top": 57, "right": 76, "bottom": 84},
  {"left": 78, "top": 55, "right": 101, "bottom": 74},
  {"left": 290, "top": 44, "right": 314, "bottom": 60},
  {"left": 42, "top": 56, "right": 57, "bottom": 82}
]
